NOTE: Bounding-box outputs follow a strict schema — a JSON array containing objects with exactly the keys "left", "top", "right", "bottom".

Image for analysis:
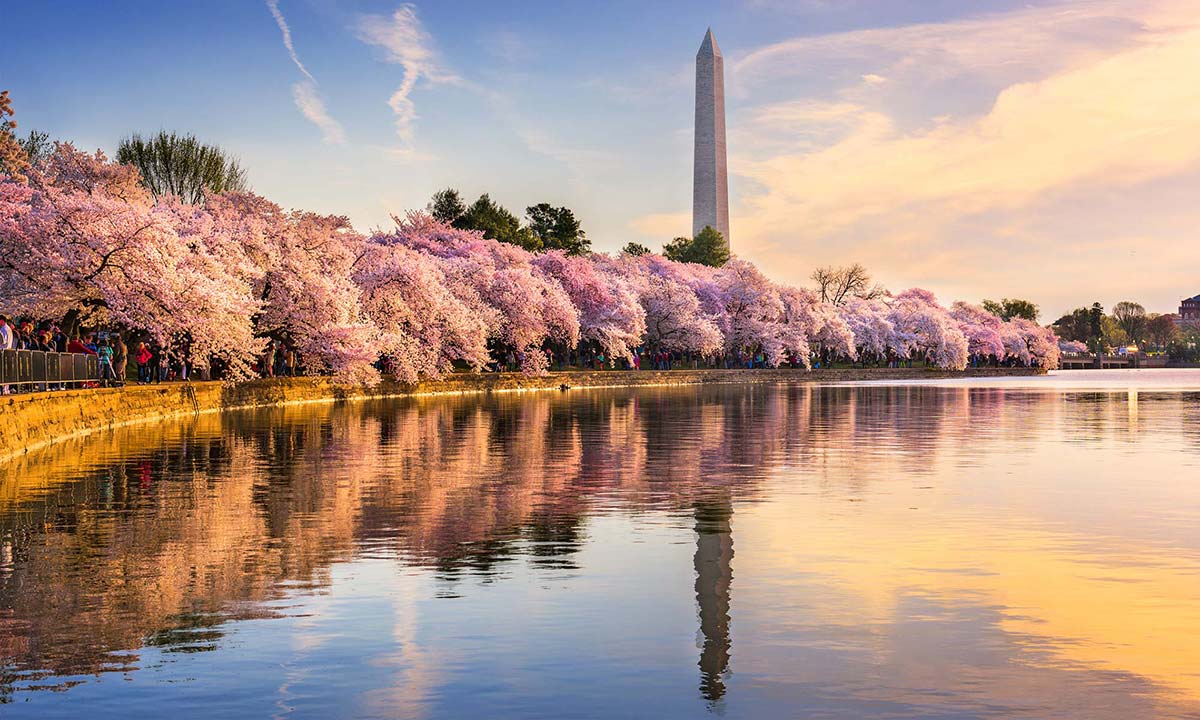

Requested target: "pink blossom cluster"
[
  {"left": 0, "top": 145, "right": 1060, "bottom": 382},
  {"left": 1058, "top": 339, "right": 1090, "bottom": 355}
]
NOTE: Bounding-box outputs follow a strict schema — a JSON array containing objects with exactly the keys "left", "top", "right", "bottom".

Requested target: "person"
[
  {"left": 136, "top": 342, "right": 152, "bottom": 384},
  {"left": 96, "top": 339, "right": 115, "bottom": 387},
  {"left": 0, "top": 316, "right": 12, "bottom": 395},
  {"left": 66, "top": 335, "right": 90, "bottom": 354},
  {"left": 112, "top": 334, "right": 128, "bottom": 386},
  {"left": 262, "top": 341, "right": 275, "bottom": 378}
]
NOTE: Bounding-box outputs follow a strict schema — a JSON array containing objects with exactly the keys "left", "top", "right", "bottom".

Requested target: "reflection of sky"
[{"left": 3, "top": 373, "right": 1200, "bottom": 718}]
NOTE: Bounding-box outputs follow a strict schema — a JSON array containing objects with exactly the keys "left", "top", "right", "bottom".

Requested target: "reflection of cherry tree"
[{"left": 0, "top": 383, "right": 1036, "bottom": 688}]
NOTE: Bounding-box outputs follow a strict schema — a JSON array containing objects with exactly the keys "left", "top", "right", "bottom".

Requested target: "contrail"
[{"left": 266, "top": 0, "right": 316, "bottom": 83}]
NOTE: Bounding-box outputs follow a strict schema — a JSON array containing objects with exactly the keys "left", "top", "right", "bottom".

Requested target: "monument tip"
[{"left": 698, "top": 27, "right": 721, "bottom": 57}]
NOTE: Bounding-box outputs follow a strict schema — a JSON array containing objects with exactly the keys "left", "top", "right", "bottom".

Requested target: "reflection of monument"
[
  {"left": 693, "top": 28, "right": 730, "bottom": 248},
  {"left": 694, "top": 496, "right": 733, "bottom": 705}
]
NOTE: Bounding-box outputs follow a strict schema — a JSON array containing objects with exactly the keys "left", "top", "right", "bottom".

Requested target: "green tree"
[
  {"left": 526, "top": 203, "right": 589, "bottom": 255},
  {"left": 1102, "top": 314, "right": 1127, "bottom": 348},
  {"left": 117, "top": 131, "right": 248, "bottom": 204},
  {"left": 982, "top": 297, "right": 1040, "bottom": 322},
  {"left": 18, "top": 129, "right": 52, "bottom": 166},
  {"left": 458, "top": 194, "right": 539, "bottom": 251},
  {"left": 1147, "top": 313, "right": 1179, "bottom": 349},
  {"left": 622, "top": 242, "right": 650, "bottom": 256},
  {"left": 1112, "top": 301, "right": 1147, "bottom": 346},
  {"left": 1053, "top": 305, "right": 1106, "bottom": 344},
  {"left": 1089, "top": 302, "right": 1104, "bottom": 342},
  {"left": 662, "top": 226, "right": 729, "bottom": 267},
  {"left": 428, "top": 188, "right": 466, "bottom": 225}
]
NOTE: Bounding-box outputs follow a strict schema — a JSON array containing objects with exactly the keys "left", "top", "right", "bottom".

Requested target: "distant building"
[{"left": 1179, "top": 295, "right": 1200, "bottom": 325}]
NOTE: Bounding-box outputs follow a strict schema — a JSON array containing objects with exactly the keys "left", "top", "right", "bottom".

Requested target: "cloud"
[
  {"left": 266, "top": 0, "right": 315, "bottom": 83},
  {"left": 357, "top": 4, "right": 460, "bottom": 152},
  {"left": 266, "top": 0, "right": 345, "bottom": 144},
  {"left": 689, "top": 0, "right": 1200, "bottom": 316},
  {"left": 293, "top": 80, "right": 346, "bottom": 145},
  {"left": 733, "top": 1, "right": 1165, "bottom": 92}
]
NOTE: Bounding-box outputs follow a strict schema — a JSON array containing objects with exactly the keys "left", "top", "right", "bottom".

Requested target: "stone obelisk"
[{"left": 693, "top": 27, "right": 730, "bottom": 249}]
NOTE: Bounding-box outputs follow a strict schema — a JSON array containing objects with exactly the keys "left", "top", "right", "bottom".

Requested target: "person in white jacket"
[{"left": 0, "top": 315, "right": 12, "bottom": 394}]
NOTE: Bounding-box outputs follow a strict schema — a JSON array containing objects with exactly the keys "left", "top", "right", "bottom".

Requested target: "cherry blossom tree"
[
  {"left": 1, "top": 138, "right": 1067, "bottom": 383},
  {"left": 950, "top": 301, "right": 1006, "bottom": 362},
  {"left": 781, "top": 287, "right": 856, "bottom": 364},
  {"left": 712, "top": 259, "right": 787, "bottom": 363},
  {"left": 355, "top": 239, "right": 492, "bottom": 381},
  {"left": 888, "top": 289, "right": 969, "bottom": 370},
  {"left": 1011, "top": 318, "right": 1061, "bottom": 369},
  {"left": 374, "top": 213, "right": 580, "bottom": 373},
  {"left": 839, "top": 297, "right": 895, "bottom": 362},
  {"left": 0, "top": 145, "right": 262, "bottom": 376},
  {"left": 533, "top": 250, "right": 645, "bottom": 362},
  {"left": 602, "top": 254, "right": 723, "bottom": 356}
]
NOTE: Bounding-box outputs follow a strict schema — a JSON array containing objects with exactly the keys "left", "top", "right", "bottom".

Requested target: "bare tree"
[
  {"left": 810, "top": 263, "right": 885, "bottom": 305},
  {"left": 1112, "top": 301, "right": 1148, "bottom": 346}
]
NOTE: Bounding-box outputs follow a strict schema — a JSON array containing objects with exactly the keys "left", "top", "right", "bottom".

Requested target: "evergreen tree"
[
  {"left": 459, "top": 194, "right": 539, "bottom": 251},
  {"left": 662, "top": 226, "right": 729, "bottom": 267},
  {"left": 428, "top": 188, "right": 466, "bottom": 225},
  {"left": 526, "top": 203, "right": 588, "bottom": 255}
]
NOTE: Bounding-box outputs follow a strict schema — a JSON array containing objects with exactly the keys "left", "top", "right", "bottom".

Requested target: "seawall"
[{"left": 0, "top": 367, "right": 1042, "bottom": 464}]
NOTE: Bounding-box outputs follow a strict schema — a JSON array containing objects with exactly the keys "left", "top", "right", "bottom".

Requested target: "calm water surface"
[{"left": 2, "top": 370, "right": 1200, "bottom": 718}]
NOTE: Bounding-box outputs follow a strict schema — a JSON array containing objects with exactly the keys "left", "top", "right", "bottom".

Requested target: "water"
[{"left": 2, "top": 370, "right": 1199, "bottom": 719}]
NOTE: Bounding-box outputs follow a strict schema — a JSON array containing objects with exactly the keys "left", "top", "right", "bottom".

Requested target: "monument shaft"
[{"left": 693, "top": 28, "right": 730, "bottom": 248}]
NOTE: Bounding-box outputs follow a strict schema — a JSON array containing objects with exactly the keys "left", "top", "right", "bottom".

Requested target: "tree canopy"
[
  {"left": 116, "top": 131, "right": 248, "bottom": 204},
  {"left": 1112, "top": 301, "right": 1147, "bottom": 345},
  {"left": 428, "top": 190, "right": 588, "bottom": 255},
  {"left": 526, "top": 203, "right": 588, "bottom": 255},
  {"left": 456, "top": 193, "right": 539, "bottom": 251},
  {"left": 811, "top": 263, "right": 885, "bottom": 306},
  {"left": 981, "top": 298, "right": 1039, "bottom": 322},
  {"left": 662, "top": 226, "right": 729, "bottom": 267},
  {"left": 428, "top": 188, "right": 466, "bottom": 225}
]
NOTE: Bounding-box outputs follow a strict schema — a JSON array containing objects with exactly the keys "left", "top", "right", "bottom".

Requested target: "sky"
[{"left": 3, "top": 0, "right": 1198, "bottom": 319}]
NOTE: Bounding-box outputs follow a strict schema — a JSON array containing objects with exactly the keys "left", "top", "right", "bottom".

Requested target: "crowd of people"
[{"left": 0, "top": 314, "right": 257, "bottom": 393}]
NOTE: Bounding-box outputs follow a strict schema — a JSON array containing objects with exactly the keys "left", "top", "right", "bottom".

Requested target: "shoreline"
[{"left": 0, "top": 367, "right": 1043, "bottom": 464}]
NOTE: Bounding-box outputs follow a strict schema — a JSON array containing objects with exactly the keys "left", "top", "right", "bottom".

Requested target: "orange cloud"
[{"left": 634, "top": 0, "right": 1200, "bottom": 316}]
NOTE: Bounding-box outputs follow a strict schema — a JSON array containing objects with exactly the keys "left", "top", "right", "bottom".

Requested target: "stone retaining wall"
[{"left": 0, "top": 367, "right": 1042, "bottom": 464}]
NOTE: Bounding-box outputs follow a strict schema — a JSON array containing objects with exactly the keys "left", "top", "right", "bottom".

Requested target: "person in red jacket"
[
  {"left": 136, "top": 342, "right": 153, "bottom": 384},
  {"left": 66, "top": 336, "right": 94, "bottom": 354}
]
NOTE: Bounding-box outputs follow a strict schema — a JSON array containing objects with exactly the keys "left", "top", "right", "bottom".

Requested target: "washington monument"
[{"left": 693, "top": 27, "right": 730, "bottom": 249}]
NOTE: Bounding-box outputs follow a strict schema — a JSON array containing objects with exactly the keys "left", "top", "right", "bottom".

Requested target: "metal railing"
[{"left": 0, "top": 349, "right": 100, "bottom": 392}]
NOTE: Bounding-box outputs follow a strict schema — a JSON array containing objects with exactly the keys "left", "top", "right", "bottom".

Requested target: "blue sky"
[{"left": 5, "top": 0, "right": 1199, "bottom": 317}]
